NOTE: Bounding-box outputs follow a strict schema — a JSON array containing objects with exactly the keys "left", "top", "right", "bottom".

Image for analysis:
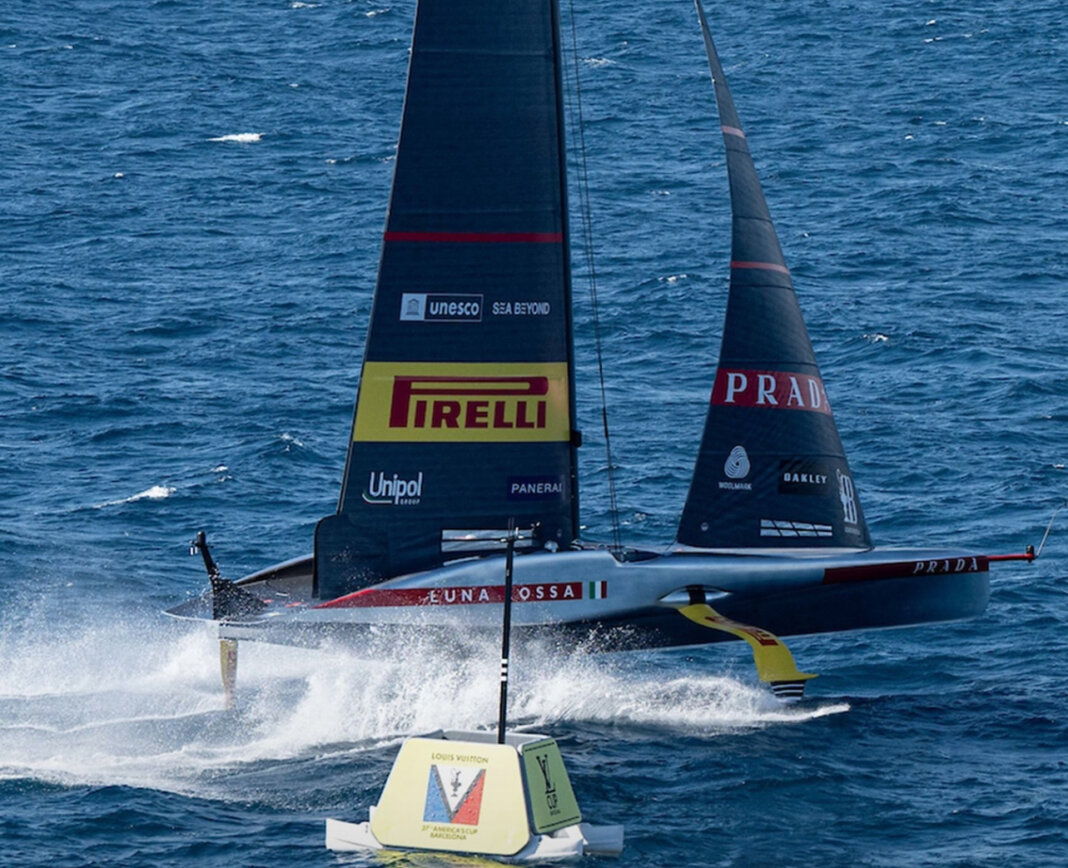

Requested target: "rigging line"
[
  {"left": 563, "top": 0, "right": 621, "bottom": 553},
  {"left": 1036, "top": 499, "right": 1066, "bottom": 559}
]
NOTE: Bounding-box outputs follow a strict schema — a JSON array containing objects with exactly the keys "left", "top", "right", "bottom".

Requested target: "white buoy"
[
  {"left": 325, "top": 729, "right": 623, "bottom": 859},
  {"left": 326, "top": 525, "right": 623, "bottom": 859}
]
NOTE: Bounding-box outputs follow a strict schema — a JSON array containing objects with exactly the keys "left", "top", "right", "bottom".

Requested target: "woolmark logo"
[
  {"left": 362, "top": 471, "right": 424, "bottom": 505},
  {"left": 711, "top": 368, "right": 832, "bottom": 415},
  {"left": 724, "top": 445, "right": 750, "bottom": 479},
  {"left": 400, "top": 293, "right": 482, "bottom": 322},
  {"left": 719, "top": 445, "right": 752, "bottom": 491}
]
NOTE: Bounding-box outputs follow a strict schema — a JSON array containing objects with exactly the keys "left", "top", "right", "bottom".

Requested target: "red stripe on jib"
[
  {"left": 730, "top": 260, "right": 791, "bottom": 275},
  {"left": 384, "top": 231, "right": 563, "bottom": 244},
  {"left": 710, "top": 368, "right": 832, "bottom": 414}
]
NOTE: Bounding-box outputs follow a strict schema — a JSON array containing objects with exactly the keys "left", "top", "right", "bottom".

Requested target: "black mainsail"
[
  {"left": 678, "top": 1, "right": 872, "bottom": 550},
  {"left": 315, "top": 0, "right": 578, "bottom": 598}
]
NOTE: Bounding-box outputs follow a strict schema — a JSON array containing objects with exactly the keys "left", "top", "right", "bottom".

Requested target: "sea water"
[{"left": 1, "top": 0, "right": 1065, "bottom": 865}]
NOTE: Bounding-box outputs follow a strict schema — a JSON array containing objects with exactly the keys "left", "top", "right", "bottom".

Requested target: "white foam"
[
  {"left": 208, "top": 132, "right": 263, "bottom": 143},
  {"left": 0, "top": 616, "right": 847, "bottom": 797},
  {"left": 132, "top": 484, "right": 174, "bottom": 501},
  {"left": 512, "top": 648, "right": 848, "bottom": 732},
  {"left": 94, "top": 484, "right": 175, "bottom": 508}
]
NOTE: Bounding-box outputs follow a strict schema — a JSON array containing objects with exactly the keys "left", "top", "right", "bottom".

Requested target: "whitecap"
[
  {"left": 208, "top": 132, "right": 263, "bottom": 143},
  {"left": 127, "top": 484, "right": 175, "bottom": 501},
  {"left": 280, "top": 432, "right": 304, "bottom": 449},
  {"left": 94, "top": 485, "right": 176, "bottom": 508}
]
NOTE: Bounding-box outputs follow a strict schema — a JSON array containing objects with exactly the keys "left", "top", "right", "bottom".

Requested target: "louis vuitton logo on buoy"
[{"left": 536, "top": 753, "right": 558, "bottom": 810}]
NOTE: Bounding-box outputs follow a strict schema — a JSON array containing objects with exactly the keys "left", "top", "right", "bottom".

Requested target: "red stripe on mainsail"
[
  {"left": 730, "top": 260, "right": 791, "bottom": 275},
  {"left": 721, "top": 124, "right": 746, "bottom": 138},
  {"left": 384, "top": 231, "right": 563, "bottom": 244}
]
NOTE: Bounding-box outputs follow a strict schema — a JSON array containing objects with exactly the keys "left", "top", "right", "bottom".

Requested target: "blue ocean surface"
[{"left": 2, "top": 0, "right": 1065, "bottom": 865}]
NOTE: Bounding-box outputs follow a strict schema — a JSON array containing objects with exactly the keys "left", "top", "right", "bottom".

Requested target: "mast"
[
  {"left": 677, "top": 1, "right": 872, "bottom": 550},
  {"left": 551, "top": 0, "right": 581, "bottom": 540},
  {"left": 316, "top": 0, "right": 579, "bottom": 598}
]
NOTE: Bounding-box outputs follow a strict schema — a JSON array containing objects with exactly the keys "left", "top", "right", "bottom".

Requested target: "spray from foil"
[{"left": 0, "top": 612, "right": 847, "bottom": 797}]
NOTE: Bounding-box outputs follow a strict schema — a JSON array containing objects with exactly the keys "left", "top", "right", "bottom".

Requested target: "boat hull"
[{"left": 170, "top": 546, "right": 990, "bottom": 651}]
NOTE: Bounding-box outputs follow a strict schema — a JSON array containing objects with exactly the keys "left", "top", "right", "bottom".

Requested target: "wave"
[
  {"left": 208, "top": 132, "right": 262, "bottom": 143},
  {"left": 93, "top": 484, "right": 175, "bottom": 508}
]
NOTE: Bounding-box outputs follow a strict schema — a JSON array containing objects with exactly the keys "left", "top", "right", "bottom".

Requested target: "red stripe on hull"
[
  {"left": 316, "top": 581, "right": 585, "bottom": 609},
  {"left": 823, "top": 556, "right": 988, "bottom": 585}
]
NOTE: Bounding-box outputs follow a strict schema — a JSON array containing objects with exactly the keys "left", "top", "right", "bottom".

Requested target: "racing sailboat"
[{"left": 168, "top": 0, "right": 1033, "bottom": 700}]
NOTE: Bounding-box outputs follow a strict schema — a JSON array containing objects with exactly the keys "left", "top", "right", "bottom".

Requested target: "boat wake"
[
  {"left": 0, "top": 615, "right": 847, "bottom": 798},
  {"left": 515, "top": 660, "right": 850, "bottom": 732}
]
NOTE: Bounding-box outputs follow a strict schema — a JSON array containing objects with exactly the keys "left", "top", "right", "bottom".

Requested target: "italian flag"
[{"left": 587, "top": 581, "right": 607, "bottom": 599}]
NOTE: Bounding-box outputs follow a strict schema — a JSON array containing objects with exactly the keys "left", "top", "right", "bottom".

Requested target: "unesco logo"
[{"left": 400, "top": 293, "right": 483, "bottom": 322}]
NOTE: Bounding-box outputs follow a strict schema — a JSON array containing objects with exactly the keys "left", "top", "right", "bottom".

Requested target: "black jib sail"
[
  {"left": 315, "top": 0, "right": 579, "bottom": 598},
  {"left": 677, "top": 1, "right": 872, "bottom": 550}
]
